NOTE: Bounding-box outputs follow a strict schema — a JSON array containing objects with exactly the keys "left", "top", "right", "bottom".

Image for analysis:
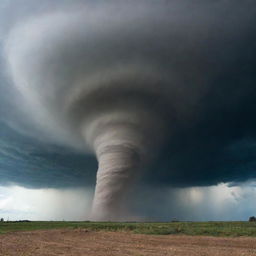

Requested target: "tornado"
[
  {"left": 5, "top": 1, "right": 252, "bottom": 220},
  {"left": 80, "top": 92, "right": 166, "bottom": 219},
  {"left": 4, "top": 6, "right": 170, "bottom": 220},
  {"left": 88, "top": 121, "right": 155, "bottom": 220}
]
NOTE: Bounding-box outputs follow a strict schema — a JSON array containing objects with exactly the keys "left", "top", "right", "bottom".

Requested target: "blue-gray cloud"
[{"left": 0, "top": 122, "right": 97, "bottom": 188}]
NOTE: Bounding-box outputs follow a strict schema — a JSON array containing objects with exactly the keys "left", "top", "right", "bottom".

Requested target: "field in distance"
[{"left": 1, "top": 221, "right": 256, "bottom": 237}]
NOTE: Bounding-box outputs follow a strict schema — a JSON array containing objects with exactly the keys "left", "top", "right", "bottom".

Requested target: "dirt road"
[{"left": 1, "top": 229, "right": 256, "bottom": 256}]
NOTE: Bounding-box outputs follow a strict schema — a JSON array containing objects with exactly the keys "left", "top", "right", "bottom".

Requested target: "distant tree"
[
  {"left": 0, "top": 218, "right": 4, "bottom": 222},
  {"left": 249, "top": 216, "right": 256, "bottom": 222}
]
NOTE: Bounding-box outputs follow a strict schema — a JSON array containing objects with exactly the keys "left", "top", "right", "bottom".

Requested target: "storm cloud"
[{"left": 0, "top": 0, "right": 256, "bottom": 219}]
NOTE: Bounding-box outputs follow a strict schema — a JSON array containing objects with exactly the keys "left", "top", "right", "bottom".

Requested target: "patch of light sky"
[{"left": 0, "top": 182, "right": 255, "bottom": 221}]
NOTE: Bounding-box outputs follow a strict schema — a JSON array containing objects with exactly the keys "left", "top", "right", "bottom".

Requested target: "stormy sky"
[{"left": 0, "top": 0, "right": 256, "bottom": 220}]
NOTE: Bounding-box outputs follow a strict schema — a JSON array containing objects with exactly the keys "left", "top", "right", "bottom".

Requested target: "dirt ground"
[{"left": 1, "top": 229, "right": 256, "bottom": 256}]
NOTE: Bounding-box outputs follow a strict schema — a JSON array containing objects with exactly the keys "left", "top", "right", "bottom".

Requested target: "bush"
[
  {"left": 0, "top": 218, "right": 4, "bottom": 222},
  {"left": 249, "top": 216, "right": 256, "bottom": 222}
]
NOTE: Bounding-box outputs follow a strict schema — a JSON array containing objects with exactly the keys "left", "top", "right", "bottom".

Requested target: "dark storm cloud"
[
  {"left": 0, "top": 0, "right": 256, "bottom": 192},
  {"left": 0, "top": 122, "right": 97, "bottom": 188}
]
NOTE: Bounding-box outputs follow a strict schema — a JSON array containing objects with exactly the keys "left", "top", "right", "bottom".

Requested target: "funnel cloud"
[
  {"left": 1, "top": 0, "right": 256, "bottom": 220},
  {"left": 4, "top": 5, "right": 170, "bottom": 219}
]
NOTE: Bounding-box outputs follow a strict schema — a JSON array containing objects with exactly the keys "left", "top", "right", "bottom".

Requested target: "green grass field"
[{"left": 1, "top": 221, "right": 256, "bottom": 237}]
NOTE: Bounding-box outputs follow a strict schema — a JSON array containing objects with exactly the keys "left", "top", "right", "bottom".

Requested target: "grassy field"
[{"left": 0, "top": 221, "right": 256, "bottom": 237}]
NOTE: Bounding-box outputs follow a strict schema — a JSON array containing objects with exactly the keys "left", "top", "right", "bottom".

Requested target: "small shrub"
[{"left": 249, "top": 216, "right": 256, "bottom": 222}]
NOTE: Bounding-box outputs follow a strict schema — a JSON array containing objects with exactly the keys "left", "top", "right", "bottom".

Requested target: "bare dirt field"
[{"left": 1, "top": 229, "right": 256, "bottom": 256}]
